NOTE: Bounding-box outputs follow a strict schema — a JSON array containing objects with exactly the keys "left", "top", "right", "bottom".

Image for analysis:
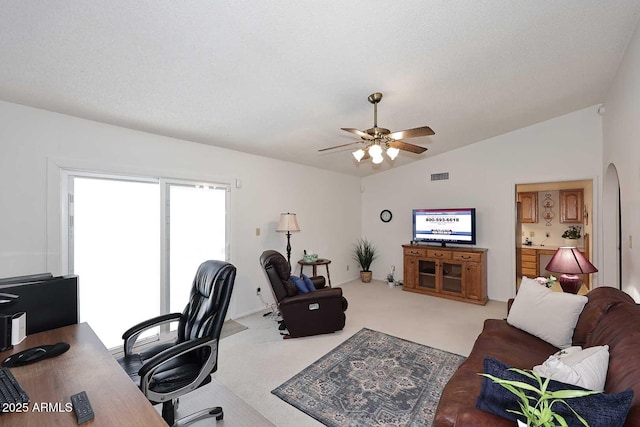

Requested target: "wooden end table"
[{"left": 297, "top": 258, "right": 332, "bottom": 287}]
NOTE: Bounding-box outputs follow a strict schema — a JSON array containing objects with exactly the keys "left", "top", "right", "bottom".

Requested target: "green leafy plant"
[
  {"left": 353, "top": 238, "right": 377, "bottom": 272},
  {"left": 480, "top": 368, "right": 599, "bottom": 427},
  {"left": 561, "top": 225, "right": 582, "bottom": 240}
]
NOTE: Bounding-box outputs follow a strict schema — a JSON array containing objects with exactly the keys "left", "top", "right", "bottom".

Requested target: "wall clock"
[{"left": 380, "top": 209, "right": 392, "bottom": 223}]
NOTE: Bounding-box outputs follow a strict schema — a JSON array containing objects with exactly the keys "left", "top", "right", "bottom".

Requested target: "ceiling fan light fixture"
[
  {"left": 387, "top": 147, "right": 400, "bottom": 160},
  {"left": 322, "top": 92, "right": 435, "bottom": 165},
  {"left": 369, "top": 144, "right": 383, "bottom": 157}
]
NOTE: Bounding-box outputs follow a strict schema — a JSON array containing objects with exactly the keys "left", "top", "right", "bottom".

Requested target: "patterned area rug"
[{"left": 271, "top": 328, "right": 465, "bottom": 427}]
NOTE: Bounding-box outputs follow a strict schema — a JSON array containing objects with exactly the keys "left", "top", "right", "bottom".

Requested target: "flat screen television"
[{"left": 412, "top": 208, "right": 476, "bottom": 246}]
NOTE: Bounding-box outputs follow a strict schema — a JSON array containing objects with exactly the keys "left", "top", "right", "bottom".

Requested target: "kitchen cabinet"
[
  {"left": 521, "top": 248, "right": 538, "bottom": 278},
  {"left": 518, "top": 192, "right": 538, "bottom": 223},
  {"left": 560, "top": 189, "right": 583, "bottom": 223}
]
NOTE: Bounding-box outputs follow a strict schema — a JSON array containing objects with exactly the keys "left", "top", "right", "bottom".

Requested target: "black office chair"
[{"left": 117, "top": 260, "right": 236, "bottom": 426}]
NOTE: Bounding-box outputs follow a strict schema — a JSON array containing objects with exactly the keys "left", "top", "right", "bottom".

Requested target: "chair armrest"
[
  {"left": 139, "top": 336, "right": 217, "bottom": 403},
  {"left": 311, "top": 275, "right": 326, "bottom": 289},
  {"left": 280, "top": 287, "right": 343, "bottom": 306},
  {"left": 122, "top": 312, "right": 182, "bottom": 356}
]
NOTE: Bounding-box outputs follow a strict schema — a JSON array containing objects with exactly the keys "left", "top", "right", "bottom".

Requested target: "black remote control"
[{"left": 70, "top": 391, "right": 94, "bottom": 424}]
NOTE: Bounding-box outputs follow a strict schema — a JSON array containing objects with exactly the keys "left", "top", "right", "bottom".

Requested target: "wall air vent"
[{"left": 430, "top": 172, "right": 449, "bottom": 181}]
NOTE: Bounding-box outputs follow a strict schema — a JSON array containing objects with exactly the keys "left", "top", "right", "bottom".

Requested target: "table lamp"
[
  {"left": 276, "top": 213, "right": 300, "bottom": 266},
  {"left": 545, "top": 246, "right": 598, "bottom": 294}
]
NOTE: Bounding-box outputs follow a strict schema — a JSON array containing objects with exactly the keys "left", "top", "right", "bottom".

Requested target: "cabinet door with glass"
[
  {"left": 417, "top": 259, "right": 438, "bottom": 291},
  {"left": 441, "top": 261, "right": 464, "bottom": 297}
]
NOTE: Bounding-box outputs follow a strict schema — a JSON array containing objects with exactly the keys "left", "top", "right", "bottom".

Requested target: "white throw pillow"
[
  {"left": 533, "top": 345, "right": 610, "bottom": 391},
  {"left": 507, "top": 277, "right": 588, "bottom": 349}
]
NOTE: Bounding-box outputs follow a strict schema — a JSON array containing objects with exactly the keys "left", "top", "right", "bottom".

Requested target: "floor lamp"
[{"left": 276, "top": 213, "right": 300, "bottom": 267}]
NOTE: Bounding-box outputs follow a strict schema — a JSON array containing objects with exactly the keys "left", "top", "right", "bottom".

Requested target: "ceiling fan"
[{"left": 319, "top": 92, "right": 435, "bottom": 164}]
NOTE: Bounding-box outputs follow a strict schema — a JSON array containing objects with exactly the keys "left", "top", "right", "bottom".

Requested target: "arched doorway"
[{"left": 603, "top": 164, "right": 622, "bottom": 289}]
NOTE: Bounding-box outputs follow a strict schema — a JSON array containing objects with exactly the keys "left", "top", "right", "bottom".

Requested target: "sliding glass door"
[
  {"left": 66, "top": 172, "right": 228, "bottom": 349},
  {"left": 166, "top": 182, "right": 228, "bottom": 314}
]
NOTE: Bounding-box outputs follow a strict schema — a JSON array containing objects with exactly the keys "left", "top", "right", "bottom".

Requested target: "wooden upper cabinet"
[
  {"left": 518, "top": 192, "right": 538, "bottom": 223},
  {"left": 560, "top": 189, "right": 583, "bottom": 223}
]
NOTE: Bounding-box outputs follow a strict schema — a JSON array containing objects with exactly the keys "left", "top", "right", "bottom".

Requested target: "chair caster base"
[
  {"left": 174, "top": 406, "right": 224, "bottom": 426},
  {"left": 211, "top": 406, "right": 223, "bottom": 421}
]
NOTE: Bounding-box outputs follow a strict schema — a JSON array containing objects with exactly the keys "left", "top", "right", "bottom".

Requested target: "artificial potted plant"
[
  {"left": 353, "top": 238, "right": 377, "bottom": 283},
  {"left": 480, "top": 367, "right": 599, "bottom": 427},
  {"left": 562, "top": 225, "right": 582, "bottom": 246}
]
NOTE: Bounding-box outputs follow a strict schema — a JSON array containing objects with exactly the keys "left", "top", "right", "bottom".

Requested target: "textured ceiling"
[{"left": 1, "top": 1, "right": 639, "bottom": 176}]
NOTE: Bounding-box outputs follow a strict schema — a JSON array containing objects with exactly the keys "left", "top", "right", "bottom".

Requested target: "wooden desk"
[
  {"left": 297, "top": 258, "right": 332, "bottom": 286},
  {"left": 0, "top": 323, "right": 165, "bottom": 426}
]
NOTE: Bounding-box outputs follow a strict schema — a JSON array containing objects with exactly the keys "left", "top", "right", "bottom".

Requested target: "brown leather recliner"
[{"left": 260, "top": 250, "right": 348, "bottom": 338}]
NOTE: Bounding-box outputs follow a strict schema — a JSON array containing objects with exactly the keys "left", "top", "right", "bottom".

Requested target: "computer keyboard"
[{"left": 0, "top": 367, "right": 29, "bottom": 413}]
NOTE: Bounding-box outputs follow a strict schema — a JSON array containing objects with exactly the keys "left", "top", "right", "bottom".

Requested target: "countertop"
[
  {"left": 521, "top": 244, "right": 558, "bottom": 250},
  {"left": 520, "top": 244, "right": 583, "bottom": 251}
]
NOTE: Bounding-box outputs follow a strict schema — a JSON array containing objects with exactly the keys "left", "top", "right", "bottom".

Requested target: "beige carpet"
[
  {"left": 215, "top": 280, "right": 507, "bottom": 426},
  {"left": 159, "top": 378, "right": 275, "bottom": 426},
  {"left": 152, "top": 318, "right": 273, "bottom": 426},
  {"left": 220, "top": 319, "right": 248, "bottom": 339}
]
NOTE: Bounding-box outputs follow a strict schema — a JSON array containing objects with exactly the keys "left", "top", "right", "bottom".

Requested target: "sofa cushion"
[
  {"left": 573, "top": 286, "right": 636, "bottom": 347},
  {"left": 477, "top": 357, "right": 634, "bottom": 427},
  {"left": 507, "top": 277, "right": 587, "bottom": 348},
  {"left": 533, "top": 345, "right": 609, "bottom": 391},
  {"left": 433, "top": 319, "right": 558, "bottom": 427}
]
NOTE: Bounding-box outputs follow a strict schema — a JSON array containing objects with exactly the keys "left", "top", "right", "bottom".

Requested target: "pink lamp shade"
[{"left": 545, "top": 246, "right": 597, "bottom": 294}]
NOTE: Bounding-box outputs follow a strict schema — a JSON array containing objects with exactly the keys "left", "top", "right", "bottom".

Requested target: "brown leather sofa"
[
  {"left": 260, "top": 250, "right": 348, "bottom": 338},
  {"left": 434, "top": 286, "right": 640, "bottom": 426}
]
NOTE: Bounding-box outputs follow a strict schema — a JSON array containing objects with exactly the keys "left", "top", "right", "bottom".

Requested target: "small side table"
[{"left": 298, "top": 258, "right": 332, "bottom": 287}]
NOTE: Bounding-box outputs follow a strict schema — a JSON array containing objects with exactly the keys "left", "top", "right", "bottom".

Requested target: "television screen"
[{"left": 412, "top": 208, "right": 476, "bottom": 245}]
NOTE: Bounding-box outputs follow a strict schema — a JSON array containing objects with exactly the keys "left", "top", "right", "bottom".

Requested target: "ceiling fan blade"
[
  {"left": 318, "top": 141, "right": 361, "bottom": 152},
  {"left": 361, "top": 150, "right": 371, "bottom": 160},
  {"left": 389, "top": 140, "right": 428, "bottom": 154},
  {"left": 388, "top": 126, "right": 435, "bottom": 140},
  {"left": 341, "top": 128, "right": 373, "bottom": 139}
]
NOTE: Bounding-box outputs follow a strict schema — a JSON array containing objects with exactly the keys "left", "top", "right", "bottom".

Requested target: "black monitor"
[
  {"left": 0, "top": 273, "right": 53, "bottom": 286},
  {"left": 0, "top": 274, "right": 79, "bottom": 335}
]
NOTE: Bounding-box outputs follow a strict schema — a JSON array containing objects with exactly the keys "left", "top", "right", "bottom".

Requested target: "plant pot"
[
  {"left": 360, "top": 271, "right": 372, "bottom": 283},
  {"left": 563, "top": 238, "right": 579, "bottom": 247}
]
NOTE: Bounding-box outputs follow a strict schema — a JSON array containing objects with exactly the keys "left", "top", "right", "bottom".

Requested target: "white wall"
[
  {"left": 0, "top": 100, "right": 362, "bottom": 318},
  {"left": 603, "top": 19, "right": 640, "bottom": 300},
  {"left": 362, "top": 106, "right": 602, "bottom": 302}
]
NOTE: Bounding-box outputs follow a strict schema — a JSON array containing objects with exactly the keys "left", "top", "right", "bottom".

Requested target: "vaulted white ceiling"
[{"left": 1, "top": 1, "right": 639, "bottom": 176}]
